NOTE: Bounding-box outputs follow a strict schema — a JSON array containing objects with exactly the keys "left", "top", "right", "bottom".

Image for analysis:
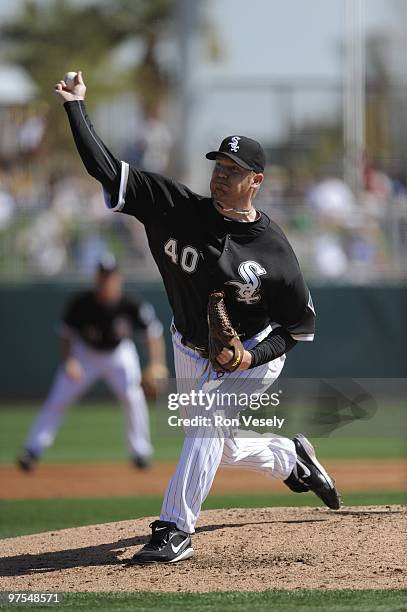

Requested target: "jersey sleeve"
[
  {"left": 105, "top": 165, "right": 199, "bottom": 225},
  {"left": 126, "top": 298, "right": 163, "bottom": 337},
  {"left": 274, "top": 274, "right": 316, "bottom": 342}
]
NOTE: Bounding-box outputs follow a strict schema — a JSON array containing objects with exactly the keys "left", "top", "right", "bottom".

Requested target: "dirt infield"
[
  {"left": 2, "top": 459, "right": 406, "bottom": 500},
  {"left": 0, "top": 506, "right": 405, "bottom": 592}
]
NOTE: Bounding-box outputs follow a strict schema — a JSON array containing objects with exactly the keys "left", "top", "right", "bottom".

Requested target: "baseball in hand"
[{"left": 64, "top": 71, "right": 78, "bottom": 91}]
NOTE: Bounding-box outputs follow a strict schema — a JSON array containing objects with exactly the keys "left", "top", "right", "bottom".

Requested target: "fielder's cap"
[
  {"left": 97, "top": 253, "right": 118, "bottom": 274},
  {"left": 206, "top": 135, "right": 266, "bottom": 173}
]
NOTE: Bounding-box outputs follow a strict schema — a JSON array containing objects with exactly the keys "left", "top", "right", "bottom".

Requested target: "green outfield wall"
[{"left": 1, "top": 282, "right": 406, "bottom": 398}]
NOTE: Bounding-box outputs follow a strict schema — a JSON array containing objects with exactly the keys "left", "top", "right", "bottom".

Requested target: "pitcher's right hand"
[{"left": 54, "top": 70, "right": 86, "bottom": 104}]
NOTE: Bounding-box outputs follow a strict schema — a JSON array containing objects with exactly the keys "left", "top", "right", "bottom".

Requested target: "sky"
[
  {"left": 204, "top": 0, "right": 399, "bottom": 79},
  {"left": 197, "top": 0, "right": 402, "bottom": 126}
]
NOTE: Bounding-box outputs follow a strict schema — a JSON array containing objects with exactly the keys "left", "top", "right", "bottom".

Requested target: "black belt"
[
  {"left": 171, "top": 323, "right": 209, "bottom": 358},
  {"left": 181, "top": 337, "right": 209, "bottom": 358}
]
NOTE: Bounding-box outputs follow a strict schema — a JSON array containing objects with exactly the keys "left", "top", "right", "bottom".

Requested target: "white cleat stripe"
[
  {"left": 296, "top": 434, "right": 335, "bottom": 488},
  {"left": 169, "top": 547, "right": 194, "bottom": 562}
]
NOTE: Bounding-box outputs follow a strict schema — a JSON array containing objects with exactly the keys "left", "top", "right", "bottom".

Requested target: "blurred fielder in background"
[{"left": 17, "top": 255, "right": 168, "bottom": 472}]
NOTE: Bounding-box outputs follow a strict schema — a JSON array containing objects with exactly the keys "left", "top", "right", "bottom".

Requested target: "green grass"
[
  {"left": 1, "top": 491, "right": 406, "bottom": 539},
  {"left": 1, "top": 403, "right": 406, "bottom": 464},
  {"left": 0, "top": 403, "right": 182, "bottom": 463},
  {"left": 1, "top": 590, "right": 406, "bottom": 612}
]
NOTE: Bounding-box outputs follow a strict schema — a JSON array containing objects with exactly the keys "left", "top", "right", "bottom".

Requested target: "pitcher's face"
[{"left": 210, "top": 155, "right": 263, "bottom": 207}]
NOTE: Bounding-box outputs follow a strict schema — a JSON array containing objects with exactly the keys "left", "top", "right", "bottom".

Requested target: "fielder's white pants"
[
  {"left": 160, "top": 325, "right": 297, "bottom": 533},
  {"left": 25, "top": 338, "right": 152, "bottom": 459}
]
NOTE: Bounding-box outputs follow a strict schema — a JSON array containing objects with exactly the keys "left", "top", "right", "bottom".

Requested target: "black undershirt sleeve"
[
  {"left": 63, "top": 100, "right": 121, "bottom": 194},
  {"left": 63, "top": 100, "right": 197, "bottom": 223},
  {"left": 248, "top": 326, "right": 297, "bottom": 368}
]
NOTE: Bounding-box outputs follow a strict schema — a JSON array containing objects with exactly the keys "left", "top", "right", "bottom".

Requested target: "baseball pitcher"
[{"left": 54, "top": 72, "right": 340, "bottom": 564}]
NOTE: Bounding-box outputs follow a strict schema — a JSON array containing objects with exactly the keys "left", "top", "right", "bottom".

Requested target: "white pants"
[
  {"left": 25, "top": 338, "right": 152, "bottom": 459},
  {"left": 160, "top": 325, "right": 297, "bottom": 533}
]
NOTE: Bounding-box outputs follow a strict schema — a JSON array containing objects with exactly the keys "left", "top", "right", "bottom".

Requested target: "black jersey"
[
  {"left": 62, "top": 290, "right": 159, "bottom": 351},
  {"left": 64, "top": 101, "right": 315, "bottom": 360},
  {"left": 103, "top": 168, "right": 315, "bottom": 347}
]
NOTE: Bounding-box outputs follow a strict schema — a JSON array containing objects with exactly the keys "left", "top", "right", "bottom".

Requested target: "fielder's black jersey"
[
  {"left": 64, "top": 101, "right": 315, "bottom": 353},
  {"left": 62, "top": 290, "right": 160, "bottom": 351}
]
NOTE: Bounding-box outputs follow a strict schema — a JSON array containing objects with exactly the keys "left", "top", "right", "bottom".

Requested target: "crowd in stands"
[
  {"left": 1, "top": 105, "right": 406, "bottom": 282},
  {"left": 256, "top": 159, "right": 407, "bottom": 282}
]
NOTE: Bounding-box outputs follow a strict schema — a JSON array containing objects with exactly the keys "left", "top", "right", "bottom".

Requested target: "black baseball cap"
[
  {"left": 97, "top": 253, "right": 118, "bottom": 274},
  {"left": 206, "top": 135, "right": 266, "bottom": 173}
]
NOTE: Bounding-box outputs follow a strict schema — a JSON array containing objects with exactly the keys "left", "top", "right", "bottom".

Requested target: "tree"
[{"left": 0, "top": 0, "right": 177, "bottom": 153}]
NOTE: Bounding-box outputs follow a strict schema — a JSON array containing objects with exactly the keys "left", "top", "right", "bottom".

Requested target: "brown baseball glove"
[{"left": 207, "top": 290, "right": 244, "bottom": 374}]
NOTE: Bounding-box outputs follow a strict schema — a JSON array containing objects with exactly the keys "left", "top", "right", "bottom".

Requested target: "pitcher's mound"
[{"left": 1, "top": 506, "right": 405, "bottom": 592}]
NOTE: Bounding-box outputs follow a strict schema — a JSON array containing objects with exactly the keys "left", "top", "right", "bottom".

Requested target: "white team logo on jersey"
[
  {"left": 228, "top": 136, "right": 241, "bottom": 153},
  {"left": 226, "top": 260, "right": 267, "bottom": 304}
]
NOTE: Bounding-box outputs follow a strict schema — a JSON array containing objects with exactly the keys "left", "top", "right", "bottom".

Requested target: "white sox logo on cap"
[
  {"left": 206, "top": 135, "right": 265, "bottom": 172},
  {"left": 226, "top": 260, "right": 267, "bottom": 304},
  {"left": 228, "top": 136, "right": 241, "bottom": 153}
]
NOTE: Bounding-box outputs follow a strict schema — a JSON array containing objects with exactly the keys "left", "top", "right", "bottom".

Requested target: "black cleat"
[
  {"left": 131, "top": 520, "right": 193, "bottom": 564},
  {"left": 131, "top": 455, "right": 152, "bottom": 470},
  {"left": 283, "top": 471, "right": 310, "bottom": 493},
  {"left": 285, "top": 434, "right": 341, "bottom": 510},
  {"left": 16, "top": 449, "right": 38, "bottom": 473}
]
